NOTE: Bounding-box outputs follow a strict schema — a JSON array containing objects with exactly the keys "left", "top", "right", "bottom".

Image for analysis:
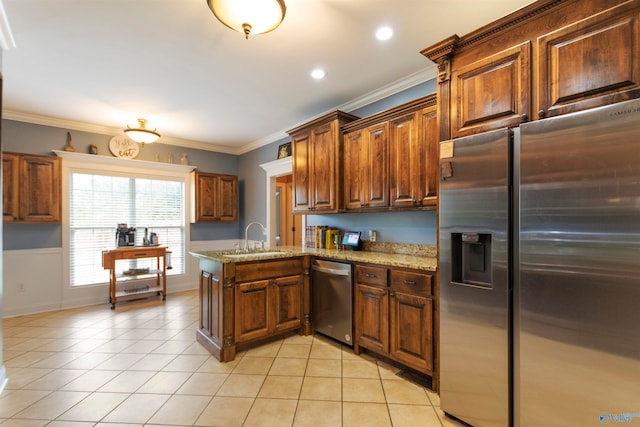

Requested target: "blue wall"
[
  {"left": 235, "top": 78, "right": 439, "bottom": 246},
  {"left": 3, "top": 77, "right": 438, "bottom": 250},
  {"left": 307, "top": 211, "right": 437, "bottom": 245},
  {"left": 2, "top": 120, "right": 240, "bottom": 249}
]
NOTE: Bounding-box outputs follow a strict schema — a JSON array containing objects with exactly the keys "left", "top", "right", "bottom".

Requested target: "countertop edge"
[{"left": 189, "top": 248, "right": 437, "bottom": 272}]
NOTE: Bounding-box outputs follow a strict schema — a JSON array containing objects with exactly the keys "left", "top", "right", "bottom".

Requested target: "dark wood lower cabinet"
[
  {"left": 235, "top": 275, "right": 303, "bottom": 343},
  {"left": 354, "top": 264, "right": 434, "bottom": 377},
  {"left": 355, "top": 282, "right": 389, "bottom": 354},
  {"left": 196, "top": 256, "right": 310, "bottom": 362},
  {"left": 389, "top": 291, "right": 433, "bottom": 374},
  {"left": 274, "top": 275, "right": 304, "bottom": 332},
  {"left": 235, "top": 279, "right": 270, "bottom": 343}
]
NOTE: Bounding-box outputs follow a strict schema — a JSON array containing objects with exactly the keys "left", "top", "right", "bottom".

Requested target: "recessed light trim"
[
  {"left": 375, "top": 26, "right": 393, "bottom": 41},
  {"left": 311, "top": 69, "right": 326, "bottom": 79}
]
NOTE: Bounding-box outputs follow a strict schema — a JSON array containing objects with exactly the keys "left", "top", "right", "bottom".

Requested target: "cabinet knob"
[
  {"left": 538, "top": 109, "right": 546, "bottom": 119},
  {"left": 404, "top": 280, "right": 416, "bottom": 285},
  {"left": 520, "top": 114, "right": 529, "bottom": 123},
  {"left": 365, "top": 273, "right": 376, "bottom": 278}
]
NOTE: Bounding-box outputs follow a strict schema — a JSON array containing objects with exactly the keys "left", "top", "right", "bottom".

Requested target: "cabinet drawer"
[
  {"left": 235, "top": 258, "right": 303, "bottom": 282},
  {"left": 390, "top": 270, "right": 432, "bottom": 296},
  {"left": 355, "top": 265, "right": 388, "bottom": 287}
]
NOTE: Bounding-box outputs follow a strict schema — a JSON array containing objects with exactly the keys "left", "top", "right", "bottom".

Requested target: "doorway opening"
[
  {"left": 259, "top": 156, "right": 304, "bottom": 248},
  {"left": 275, "top": 175, "right": 302, "bottom": 247}
]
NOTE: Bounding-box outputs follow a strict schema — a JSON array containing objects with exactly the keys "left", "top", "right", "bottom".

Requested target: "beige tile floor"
[{"left": 1, "top": 290, "right": 465, "bottom": 427}]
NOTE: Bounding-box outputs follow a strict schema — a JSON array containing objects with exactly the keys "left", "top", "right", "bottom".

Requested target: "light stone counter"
[{"left": 190, "top": 242, "right": 437, "bottom": 272}]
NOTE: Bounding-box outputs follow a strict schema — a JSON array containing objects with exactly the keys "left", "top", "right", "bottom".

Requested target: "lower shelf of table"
[{"left": 110, "top": 285, "right": 166, "bottom": 309}]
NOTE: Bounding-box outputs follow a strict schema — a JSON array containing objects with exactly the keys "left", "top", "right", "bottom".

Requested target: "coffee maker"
[{"left": 116, "top": 223, "right": 136, "bottom": 247}]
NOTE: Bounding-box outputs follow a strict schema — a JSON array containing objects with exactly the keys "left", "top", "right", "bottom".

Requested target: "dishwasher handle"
[{"left": 312, "top": 265, "right": 351, "bottom": 276}]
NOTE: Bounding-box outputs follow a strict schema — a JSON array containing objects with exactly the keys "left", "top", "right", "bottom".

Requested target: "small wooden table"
[{"left": 102, "top": 246, "right": 167, "bottom": 309}]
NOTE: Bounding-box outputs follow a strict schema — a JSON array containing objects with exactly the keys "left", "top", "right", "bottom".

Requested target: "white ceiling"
[{"left": 1, "top": 0, "right": 534, "bottom": 154}]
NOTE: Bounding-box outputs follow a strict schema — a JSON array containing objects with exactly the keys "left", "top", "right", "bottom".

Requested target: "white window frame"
[{"left": 56, "top": 151, "right": 196, "bottom": 294}]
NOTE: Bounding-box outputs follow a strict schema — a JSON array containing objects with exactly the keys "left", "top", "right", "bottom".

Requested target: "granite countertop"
[{"left": 190, "top": 243, "right": 437, "bottom": 272}]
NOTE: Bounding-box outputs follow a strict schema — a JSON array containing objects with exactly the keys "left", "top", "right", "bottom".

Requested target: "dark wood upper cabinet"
[
  {"left": 450, "top": 42, "right": 531, "bottom": 137},
  {"left": 3, "top": 152, "right": 61, "bottom": 223},
  {"left": 422, "top": 0, "right": 640, "bottom": 140},
  {"left": 2, "top": 153, "right": 19, "bottom": 222},
  {"left": 537, "top": 0, "right": 640, "bottom": 118},
  {"left": 343, "top": 95, "right": 438, "bottom": 212},
  {"left": 343, "top": 122, "right": 389, "bottom": 210},
  {"left": 288, "top": 111, "right": 359, "bottom": 214},
  {"left": 190, "top": 172, "right": 238, "bottom": 223}
]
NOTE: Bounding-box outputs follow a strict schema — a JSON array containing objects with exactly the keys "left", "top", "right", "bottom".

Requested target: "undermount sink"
[{"left": 224, "top": 251, "right": 285, "bottom": 259}]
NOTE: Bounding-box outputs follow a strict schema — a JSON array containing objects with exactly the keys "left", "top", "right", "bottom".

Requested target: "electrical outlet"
[{"left": 17, "top": 283, "right": 25, "bottom": 293}]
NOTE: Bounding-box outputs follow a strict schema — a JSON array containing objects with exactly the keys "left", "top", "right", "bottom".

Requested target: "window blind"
[{"left": 69, "top": 172, "right": 185, "bottom": 286}]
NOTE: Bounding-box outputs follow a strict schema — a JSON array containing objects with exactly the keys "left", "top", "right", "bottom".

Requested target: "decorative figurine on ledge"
[{"left": 63, "top": 131, "right": 75, "bottom": 152}]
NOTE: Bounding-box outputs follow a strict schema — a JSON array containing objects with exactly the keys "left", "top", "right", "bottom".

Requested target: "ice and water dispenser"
[{"left": 451, "top": 233, "right": 492, "bottom": 287}]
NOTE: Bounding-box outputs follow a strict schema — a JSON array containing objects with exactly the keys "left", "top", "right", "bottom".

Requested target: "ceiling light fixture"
[
  {"left": 376, "top": 26, "right": 393, "bottom": 41},
  {"left": 311, "top": 69, "right": 326, "bottom": 79},
  {"left": 206, "top": 0, "right": 287, "bottom": 39},
  {"left": 124, "top": 118, "right": 160, "bottom": 145}
]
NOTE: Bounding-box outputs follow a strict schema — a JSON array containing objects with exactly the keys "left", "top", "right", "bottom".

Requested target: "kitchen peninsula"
[{"left": 190, "top": 244, "right": 438, "bottom": 384}]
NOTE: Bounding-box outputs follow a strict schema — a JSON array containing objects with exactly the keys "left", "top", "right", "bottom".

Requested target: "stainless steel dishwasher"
[{"left": 311, "top": 259, "right": 353, "bottom": 346}]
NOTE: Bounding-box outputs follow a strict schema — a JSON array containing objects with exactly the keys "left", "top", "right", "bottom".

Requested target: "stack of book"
[{"left": 305, "top": 226, "right": 341, "bottom": 249}]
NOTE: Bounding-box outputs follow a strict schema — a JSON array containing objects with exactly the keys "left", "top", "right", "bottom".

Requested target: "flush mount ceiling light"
[
  {"left": 206, "top": 0, "right": 287, "bottom": 39},
  {"left": 310, "top": 68, "right": 326, "bottom": 79},
  {"left": 375, "top": 26, "right": 393, "bottom": 41},
  {"left": 124, "top": 118, "right": 160, "bottom": 144}
]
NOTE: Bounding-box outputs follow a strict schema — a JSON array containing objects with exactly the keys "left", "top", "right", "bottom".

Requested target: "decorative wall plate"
[{"left": 109, "top": 135, "right": 140, "bottom": 159}]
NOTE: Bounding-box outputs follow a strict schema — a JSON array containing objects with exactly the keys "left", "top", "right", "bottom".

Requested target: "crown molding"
[
  {"left": 0, "top": 0, "right": 16, "bottom": 50},
  {"left": 259, "top": 156, "right": 292, "bottom": 176},
  {"left": 239, "top": 64, "right": 438, "bottom": 154},
  {"left": 337, "top": 64, "right": 437, "bottom": 112},
  {"left": 2, "top": 109, "right": 240, "bottom": 154},
  {"left": 3, "top": 66, "right": 437, "bottom": 156},
  {"left": 53, "top": 150, "right": 196, "bottom": 175}
]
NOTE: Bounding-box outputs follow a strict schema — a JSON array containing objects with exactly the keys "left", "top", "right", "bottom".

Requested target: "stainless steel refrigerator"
[{"left": 439, "top": 98, "right": 640, "bottom": 427}]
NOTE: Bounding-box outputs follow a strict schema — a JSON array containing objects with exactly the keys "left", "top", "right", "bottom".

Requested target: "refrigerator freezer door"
[
  {"left": 518, "top": 99, "right": 640, "bottom": 426},
  {"left": 439, "top": 128, "right": 511, "bottom": 427}
]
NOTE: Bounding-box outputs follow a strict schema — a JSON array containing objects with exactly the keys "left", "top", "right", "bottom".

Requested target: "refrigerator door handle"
[{"left": 449, "top": 280, "right": 493, "bottom": 291}]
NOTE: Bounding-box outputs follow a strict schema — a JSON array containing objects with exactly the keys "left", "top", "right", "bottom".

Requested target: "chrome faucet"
[{"left": 244, "top": 221, "right": 267, "bottom": 251}]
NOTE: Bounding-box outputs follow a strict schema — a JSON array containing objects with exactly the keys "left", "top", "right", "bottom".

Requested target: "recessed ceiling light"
[
  {"left": 376, "top": 26, "right": 393, "bottom": 41},
  {"left": 311, "top": 68, "right": 326, "bottom": 79}
]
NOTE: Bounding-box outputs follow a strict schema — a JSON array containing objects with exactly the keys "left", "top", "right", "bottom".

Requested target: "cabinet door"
[
  {"left": 2, "top": 153, "right": 19, "bottom": 222},
  {"left": 419, "top": 105, "right": 439, "bottom": 205},
  {"left": 273, "top": 275, "right": 303, "bottom": 332},
  {"left": 354, "top": 283, "right": 389, "bottom": 354},
  {"left": 194, "top": 173, "right": 220, "bottom": 222},
  {"left": 537, "top": 1, "right": 640, "bottom": 119},
  {"left": 19, "top": 155, "right": 61, "bottom": 222},
  {"left": 199, "top": 271, "right": 214, "bottom": 338},
  {"left": 344, "top": 130, "right": 365, "bottom": 209},
  {"left": 292, "top": 132, "right": 312, "bottom": 213},
  {"left": 235, "top": 279, "right": 270, "bottom": 343},
  {"left": 389, "top": 291, "right": 433, "bottom": 374},
  {"left": 451, "top": 42, "right": 531, "bottom": 137},
  {"left": 192, "top": 173, "right": 238, "bottom": 223},
  {"left": 365, "top": 123, "right": 389, "bottom": 208},
  {"left": 310, "top": 122, "right": 338, "bottom": 212},
  {"left": 217, "top": 174, "right": 238, "bottom": 222},
  {"left": 389, "top": 113, "right": 419, "bottom": 207}
]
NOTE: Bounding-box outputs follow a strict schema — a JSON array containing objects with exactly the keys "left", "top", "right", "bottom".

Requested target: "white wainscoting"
[
  {"left": 2, "top": 241, "right": 242, "bottom": 318},
  {"left": 2, "top": 240, "right": 246, "bottom": 317},
  {"left": 3, "top": 248, "right": 65, "bottom": 317}
]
